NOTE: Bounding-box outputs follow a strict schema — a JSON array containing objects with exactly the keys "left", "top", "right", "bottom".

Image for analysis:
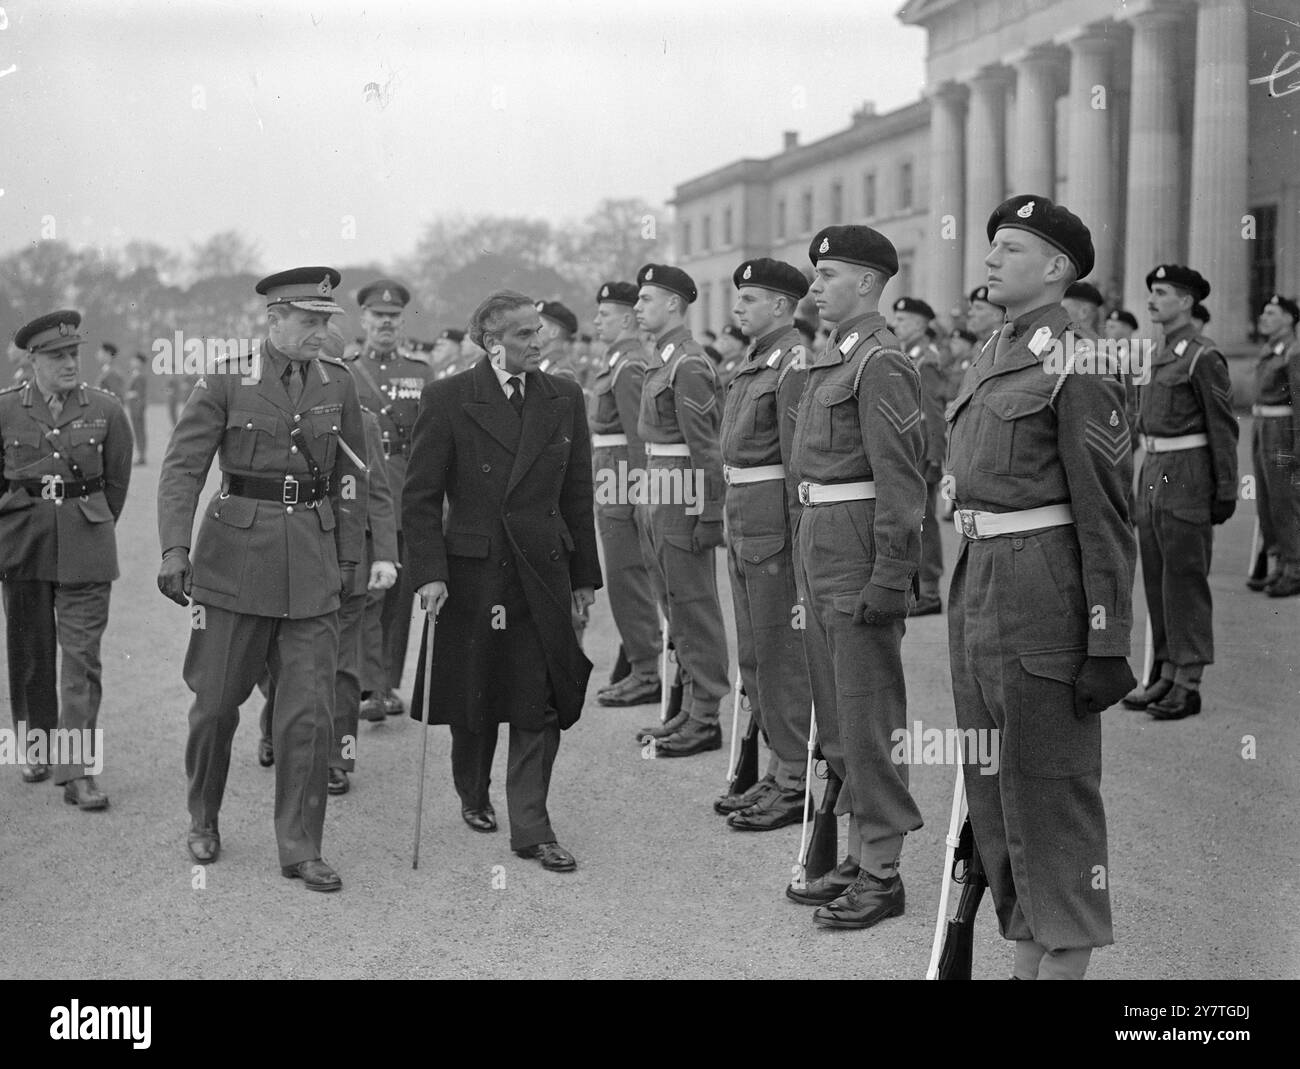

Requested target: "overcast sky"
[{"left": 0, "top": 0, "right": 927, "bottom": 272}]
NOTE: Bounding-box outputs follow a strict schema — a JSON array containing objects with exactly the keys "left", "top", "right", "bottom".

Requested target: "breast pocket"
[
  {"left": 814, "top": 383, "right": 857, "bottom": 453},
  {"left": 646, "top": 378, "right": 675, "bottom": 425},
  {"left": 5, "top": 426, "right": 49, "bottom": 473},
  {"left": 224, "top": 410, "right": 279, "bottom": 470},
  {"left": 306, "top": 412, "right": 339, "bottom": 472},
  {"left": 746, "top": 382, "right": 778, "bottom": 440},
  {"left": 63, "top": 424, "right": 108, "bottom": 476},
  {"left": 974, "top": 390, "right": 1053, "bottom": 476}
]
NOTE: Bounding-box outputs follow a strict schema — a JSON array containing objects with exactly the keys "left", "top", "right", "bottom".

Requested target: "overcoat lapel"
[{"left": 464, "top": 356, "right": 523, "bottom": 454}]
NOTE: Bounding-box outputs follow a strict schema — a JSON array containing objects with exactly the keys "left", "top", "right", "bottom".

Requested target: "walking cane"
[
  {"left": 927, "top": 768, "right": 966, "bottom": 980},
  {"left": 412, "top": 609, "right": 437, "bottom": 870},
  {"left": 1140, "top": 615, "right": 1154, "bottom": 689},
  {"left": 1247, "top": 516, "right": 1261, "bottom": 578},
  {"left": 724, "top": 670, "right": 743, "bottom": 782},
  {"left": 792, "top": 713, "right": 818, "bottom": 886},
  {"left": 658, "top": 610, "right": 671, "bottom": 724}
]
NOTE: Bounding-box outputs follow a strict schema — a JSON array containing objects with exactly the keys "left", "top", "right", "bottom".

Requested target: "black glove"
[
  {"left": 339, "top": 563, "right": 357, "bottom": 598},
  {"left": 1211, "top": 498, "right": 1236, "bottom": 525},
  {"left": 692, "top": 519, "right": 725, "bottom": 552},
  {"left": 1073, "top": 656, "right": 1137, "bottom": 719},
  {"left": 157, "top": 548, "right": 192, "bottom": 606},
  {"left": 853, "top": 583, "right": 910, "bottom": 625}
]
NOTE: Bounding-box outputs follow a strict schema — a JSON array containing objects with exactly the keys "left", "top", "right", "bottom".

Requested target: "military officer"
[
  {"left": 345, "top": 279, "right": 433, "bottom": 718},
  {"left": 125, "top": 351, "right": 148, "bottom": 466},
  {"left": 156, "top": 266, "right": 366, "bottom": 891},
  {"left": 891, "top": 297, "right": 948, "bottom": 616},
  {"left": 631, "top": 263, "right": 731, "bottom": 756},
  {"left": 947, "top": 195, "right": 1136, "bottom": 979},
  {"left": 536, "top": 301, "right": 583, "bottom": 386},
  {"left": 1247, "top": 295, "right": 1300, "bottom": 597},
  {"left": 782, "top": 226, "right": 925, "bottom": 929},
  {"left": 966, "top": 284, "right": 1003, "bottom": 343},
  {"left": 94, "top": 342, "right": 125, "bottom": 402},
  {"left": 1120, "top": 265, "right": 1238, "bottom": 720},
  {"left": 1062, "top": 280, "right": 1105, "bottom": 333},
  {"left": 714, "top": 257, "right": 813, "bottom": 829},
  {"left": 589, "top": 281, "right": 663, "bottom": 708},
  {"left": 1, "top": 310, "right": 131, "bottom": 805}
]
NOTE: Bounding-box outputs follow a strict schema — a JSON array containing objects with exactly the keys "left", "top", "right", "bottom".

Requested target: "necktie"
[
  {"left": 992, "top": 322, "right": 1016, "bottom": 368},
  {"left": 284, "top": 362, "right": 304, "bottom": 405},
  {"left": 507, "top": 376, "right": 524, "bottom": 416},
  {"left": 47, "top": 394, "right": 63, "bottom": 420}
]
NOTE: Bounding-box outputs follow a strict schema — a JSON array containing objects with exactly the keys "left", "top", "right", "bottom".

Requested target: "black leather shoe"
[
  {"left": 21, "top": 762, "right": 50, "bottom": 783},
  {"left": 382, "top": 691, "right": 405, "bottom": 716},
  {"left": 786, "top": 858, "right": 860, "bottom": 905},
  {"left": 812, "top": 871, "right": 905, "bottom": 929},
  {"left": 281, "top": 858, "right": 342, "bottom": 892},
  {"left": 728, "top": 785, "right": 810, "bottom": 831},
  {"left": 714, "top": 774, "right": 776, "bottom": 815},
  {"left": 257, "top": 735, "right": 274, "bottom": 767},
  {"left": 328, "top": 768, "right": 350, "bottom": 795},
  {"left": 187, "top": 822, "right": 220, "bottom": 864},
  {"left": 1247, "top": 570, "right": 1277, "bottom": 592},
  {"left": 1148, "top": 685, "right": 1202, "bottom": 721},
  {"left": 359, "top": 695, "right": 385, "bottom": 722},
  {"left": 461, "top": 806, "right": 498, "bottom": 833},
  {"left": 634, "top": 708, "right": 688, "bottom": 743},
  {"left": 63, "top": 776, "right": 109, "bottom": 810},
  {"left": 1266, "top": 573, "right": 1300, "bottom": 598},
  {"left": 515, "top": 841, "right": 577, "bottom": 872},
  {"left": 1121, "top": 678, "right": 1172, "bottom": 710},
  {"left": 908, "top": 594, "right": 942, "bottom": 617},
  {"left": 597, "top": 674, "right": 662, "bottom": 707},
  {"left": 655, "top": 721, "right": 722, "bottom": 757}
]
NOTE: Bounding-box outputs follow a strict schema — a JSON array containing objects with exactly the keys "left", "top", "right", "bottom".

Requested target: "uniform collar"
[
  {"left": 748, "top": 324, "right": 790, "bottom": 360},
  {"left": 656, "top": 324, "right": 691, "bottom": 352},
  {"left": 827, "top": 311, "right": 884, "bottom": 347},
  {"left": 1161, "top": 319, "right": 1197, "bottom": 352},
  {"left": 1004, "top": 303, "right": 1061, "bottom": 342}
]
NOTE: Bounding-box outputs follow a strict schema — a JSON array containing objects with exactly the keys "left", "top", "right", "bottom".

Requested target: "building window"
[
  {"left": 898, "top": 160, "right": 914, "bottom": 212},
  {"left": 776, "top": 199, "right": 787, "bottom": 240},
  {"left": 830, "top": 180, "right": 843, "bottom": 223},
  {"left": 801, "top": 190, "right": 813, "bottom": 234},
  {"left": 682, "top": 220, "right": 692, "bottom": 257},
  {"left": 702, "top": 214, "right": 712, "bottom": 252},
  {"left": 896, "top": 252, "right": 914, "bottom": 299},
  {"left": 723, "top": 207, "right": 733, "bottom": 247},
  {"left": 864, "top": 172, "right": 877, "bottom": 218},
  {"left": 1249, "top": 203, "right": 1278, "bottom": 330},
  {"left": 700, "top": 282, "right": 712, "bottom": 334}
]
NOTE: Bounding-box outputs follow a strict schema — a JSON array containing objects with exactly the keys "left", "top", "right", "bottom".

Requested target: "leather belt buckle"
[
  {"left": 282, "top": 476, "right": 300, "bottom": 505},
  {"left": 956, "top": 509, "right": 980, "bottom": 539},
  {"left": 798, "top": 482, "right": 812, "bottom": 506}
]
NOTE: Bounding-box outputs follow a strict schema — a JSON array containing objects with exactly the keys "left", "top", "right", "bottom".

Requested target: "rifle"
[
  {"left": 927, "top": 770, "right": 988, "bottom": 979},
  {"left": 804, "top": 761, "right": 842, "bottom": 882},
  {"left": 724, "top": 679, "right": 759, "bottom": 798}
]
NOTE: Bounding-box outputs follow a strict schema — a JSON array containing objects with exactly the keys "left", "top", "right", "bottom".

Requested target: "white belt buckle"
[
  {"left": 798, "top": 482, "right": 812, "bottom": 506},
  {"left": 956, "top": 509, "right": 981, "bottom": 539}
]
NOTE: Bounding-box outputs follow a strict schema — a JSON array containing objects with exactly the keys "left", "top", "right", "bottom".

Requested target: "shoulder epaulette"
[
  {"left": 319, "top": 356, "right": 349, "bottom": 369},
  {"left": 851, "top": 344, "right": 888, "bottom": 398}
]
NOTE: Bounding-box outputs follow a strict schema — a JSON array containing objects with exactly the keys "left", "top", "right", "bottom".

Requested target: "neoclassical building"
[{"left": 672, "top": 0, "right": 1297, "bottom": 354}]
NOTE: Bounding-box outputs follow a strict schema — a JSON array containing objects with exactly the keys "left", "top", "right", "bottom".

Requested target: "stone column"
[
  {"left": 928, "top": 81, "right": 967, "bottom": 318},
  {"left": 1062, "top": 29, "right": 1117, "bottom": 290},
  {"left": 1189, "top": 0, "right": 1250, "bottom": 345},
  {"left": 964, "top": 66, "right": 1012, "bottom": 290},
  {"left": 1122, "top": 3, "right": 1184, "bottom": 315},
  {"left": 1011, "top": 48, "right": 1060, "bottom": 196}
]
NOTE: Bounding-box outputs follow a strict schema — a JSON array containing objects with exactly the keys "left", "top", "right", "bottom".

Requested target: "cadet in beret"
[
  {"left": 1, "top": 310, "right": 132, "bottom": 805},
  {"left": 631, "top": 263, "right": 731, "bottom": 757},
  {"left": 1104, "top": 310, "right": 1138, "bottom": 341},
  {"left": 1123, "top": 264, "right": 1237, "bottom": 720},
  {"left": 1247, "top": 294, "right": 1300, "bottom": 597},
  {"left": 589, "top": 282, "right": 664, "bottom": 709},
  {"left": 943, "top": 328, "right": 978, "bottom": 404},
  {"left": 714, "top": 324, "right": 748, "bottom": 384},
  {"left": 536, "top": 300, "right": 583, "bottom": 388},
  {"left": 966, "top": 285, "right": 1003, "bottom": 343},
  {"left": 1062, "top": 280, "right": 1105, "bottom": 332},
  {"left": 794, "top": 318, "right": 816, "bottom": 348},
  {"left": 891, "top": 296, "right": 947, "bottom": 616},
  {"left": 156, "top": 267, "right": 367, "bottom": 891},
  {"left": 345, "top": 279, "right": 433, "bottom": 719},
  {"left": 947, "top": 194, "right": 1136, "bottom": 978},
  {"left": 715, "top": 257, "right": 813, "bottom": 829},
  {"left": 785, "top": 226, "right": 925, "bottom": 928}
]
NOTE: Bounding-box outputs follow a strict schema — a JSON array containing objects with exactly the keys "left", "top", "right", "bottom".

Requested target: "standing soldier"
[
  {"left": 966, "top": 285, "right": 1003, "bottom": 344},
  {"left": 1062, "top": 280, "right": 1105, "bottom": 334},
  {"left": 536, "top": 301, "right": 583, "bottom": 386},
  {"left": 948, "top": 195, "right": 1136, "bottom": 979},
  {"left": 1247, "top": 295, "right": 1300, "bottom": 598},
  {"left": 432, "top": 328, "right": 464, "bottom": 379},
  {"left": 1, "top": 311, "right": 132, "bottom": 804},
  {"left": 125, "top": 351, "right": 148, "bottom": 466},
  {"left": 1104, "top": 309, "right": 1138, "bottom": 342},
  {"left": 891, "top": 297, "right": 947, "bottom": 616},
  {"left": 156, "top": 267, "right": 366, "bottom": 891},
  {"left": 632, "top": 263, "right": 731, "bottom": 756},
  {"left": 1122, "top": 265, "right": 1238, "bottom": 720},
  {"left": 784, "top": 227, "right": 925, "bottom": 928},
  {"left": 942, "top": 329, "right": 978, "bottom": 403},
  {"left": 715, "top": 258, "right": 812, "bottom": 829},
  {"left": 590, "top": 282, "right": 663, "bottom": 708},
  {"left": 345, "top": 279, "right": 432, "bottom": 718},
  {"left": 715, "top": 325, "right": 748, "bottom": 384},
  {"left": 94, "top": 342, "right": 124, "bottom": 402}
]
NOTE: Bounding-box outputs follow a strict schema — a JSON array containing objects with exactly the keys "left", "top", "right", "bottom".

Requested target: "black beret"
[
  {"left": 356, "top": 278, "right": 411, "bottom": 310},
  {"left": 256, "top": 266, "right": 345, "bottom": 315},
  {"left": 721, "top": 325, "right": 747, "bottom": 343},
  {"left": 439, "top": 328, "right": 466, "bottom": 343},
  {"left": 1191, "top": 304, "right": 1211, "bottom": 324},
  {"left": 596, "top": 281, "right": 639, "bottom": 307},
  {"left": 1065, "top": 281, "right": 1104, "bottom": 306},
  {"left": 793, "top": 317, "right": 816, "bottom": 341},
  {"left": 952, "top": 328, "right": 977, "bottom": 344},
  {"left": 968, "top": 285, "right": 995, "bottom": 305},
  {"left": 1107, "top": 309, "right": 1139, "bottom": 330},
  {"left": 14, "top": 309, "right": 83, "bottom": 353},
  {"left": 987, "top": 194, "right": 1095, "bottom": 279},
  {"left": 733, "top": 257, "right": 809, "bottom": 300},
  {"left": 1264, "top": 294, "right": 1300, "bottom": 322},
  {"left": 536, "top": 300, "right": 579, "bottom": 336},
  {"left": 1145, "top": 264, "right": 1211, "bottom": 302},
  {"left": 637, "top": 263, "right": 697, "bottom": 304},
  {"left": 101, "top": 341, "right": 118, "bottom": 356},
  {"left": 808, "top": 225, "right": 898, "bottom": 276},
  {"left": 892, "top": 296, "right": 935, "bottom": 320}
]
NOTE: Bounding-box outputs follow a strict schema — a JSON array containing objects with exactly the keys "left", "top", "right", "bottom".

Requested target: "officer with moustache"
[
  {"left": 157, "top": 267, "right": 367, "bottom": 891},
  {"left": 947, "top": 195, "right": 1136, "bottom": 978}
]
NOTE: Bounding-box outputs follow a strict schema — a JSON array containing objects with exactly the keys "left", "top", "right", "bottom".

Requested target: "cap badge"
[
  {"left": 382, "top": 289, "right": 392, "bottom": 303},
  {"left": 1109, "top": 409, "right": 1119, "bottom": 428},
  {"left": 818, "top": 237, "right": 830, "bottom": 255},
  {"left": 645, "top": 268, "right": 654, "bottom": 280},
  {"left": 1017, "top": 201, "right": 1035, "bottom": 218},
  {"left": 742, "top": 265, "right": 752, "bottom": 280},
  {"left": 58, "top": 322, "right": 73, "bottom": 336},
  {"left": 1156, "top": 266, "right": 1166, "bottom": 278},
  {"left": 317, "top": 277, "right": 332, "bottom": 296}
]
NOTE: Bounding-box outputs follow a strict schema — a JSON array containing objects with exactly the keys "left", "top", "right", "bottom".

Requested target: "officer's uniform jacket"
[
  {"left": 351, "top": 408, "right": 398, "bottom": 597},
  {"left": 720, "top": 324, "right": 807, "bottom": 557},
  {"left": 906, "top": 338, "right": 948, "bottom": 479},
  {"left": 789, "top": 312, "right": 925, "bottom": 592},
  {"left": 0, "top": 382, "right": 131, "bottom": 583},
  {"left": 1254, "top": 334, "right": 1300, "bottom": 450},
  {"left": 637, "top": 324, "right": 724, "bottom": 527},
  {"left": 945, "top": 303, "right": 1134, "bottom": 656},
  {"left": 1134, "top": 321, "right": 1239, "bottom": 515},
  {"left": 157, "top": 344, "right": 367, "bottom": 619},
  {"left": 589, "top": 336, "right": 652, "bottom": 491}
]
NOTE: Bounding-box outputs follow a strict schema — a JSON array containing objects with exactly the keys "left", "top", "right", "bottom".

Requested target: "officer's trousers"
[
  {"left": 1253, "top": 416, "right": 1300, "bottom": 568},
  {"left": 184, "top": 604, "right": 338, "bottom": 868}
]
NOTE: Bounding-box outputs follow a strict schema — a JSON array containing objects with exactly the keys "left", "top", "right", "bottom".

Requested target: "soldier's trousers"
[
  {"left": 184, "top": 604, "right": 338, "bottom": 868},
  {"left": 2, "top": 580, "right": 110, "bottom": 784},
  {"left": 793, "top": 501, "right": 922, "bottom": 878},
  {"left": 642, "top": 461, "right": 730, "bottom": 722},
  {"left": 595, "top": 449, "right": 662, "bottom": 677},
  {"left": 1253, "top": 416, "right": 1300, "bottom": 568},
  {"left": 1136, "top": 452, "right": 1215, "bottom": 669},
  {"left": 725, "top": 496, "right": 811, "bottom": 789},
  {"left": 919, "top": 478, "right": 944, "bottom": 597},
  {"left": 129, "top": 408, "right": 146, "bottom": 458},
  {"left": 948, "top": 528, "right": 1113, "bottom": 951}
]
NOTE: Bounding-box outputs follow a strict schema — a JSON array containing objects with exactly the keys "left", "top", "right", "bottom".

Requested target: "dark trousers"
[
  {"left": 184, "top": 604, "right": 338, "bottom": 867},
  {"left": 376, "top": 531, "right": 414, "bottom": 692},
  {"left": 919, "top": 479, "right": 944, "bottom": 597},
  {"left": 451, "top": 708, "right": 560, "bottom": 851},
  {"left": 597, "top": 503, "right": 662, "bottom": 676},
  {"left": 1254, "top": 417, "right": 1300, "bottom": 568},
  {"left": 3, "top": 580, "right": 111, "bottom": 783},
  {"left": 129, "top": 407, "right": 146, "bottom": 459}
]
